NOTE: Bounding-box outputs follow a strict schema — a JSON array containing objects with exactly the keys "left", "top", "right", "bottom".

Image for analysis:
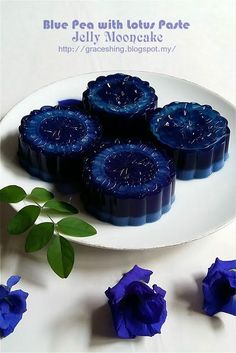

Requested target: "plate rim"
[
  {"left": 1, "top": 71, "right": 236, "bottom": 250},
  {"left": 1, "top": 70, "right": 235, "bottom": 122}
]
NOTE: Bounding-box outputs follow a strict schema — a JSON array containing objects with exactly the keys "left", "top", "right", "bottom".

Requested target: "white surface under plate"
[{"left": 0, "top": 71, "right": 235, "bottom": 250}]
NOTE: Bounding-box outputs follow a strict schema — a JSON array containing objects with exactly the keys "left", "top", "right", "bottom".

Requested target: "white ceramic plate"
[{"left": 0, "top": 71, "right": 235, "bottom": 250}]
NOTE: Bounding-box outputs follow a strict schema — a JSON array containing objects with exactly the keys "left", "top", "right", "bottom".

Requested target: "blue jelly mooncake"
[
  {"left": 82, "top": 73, "right": 158, "bottom": 136},
  {"left": 149, "top": 102, "right": 230, "bottom": 180},
  {"left": 18, "top": 105, "right": 102, "bottom": 181},
  {"left": 81, "top": 140, "right": 176, "bottom": 226}
]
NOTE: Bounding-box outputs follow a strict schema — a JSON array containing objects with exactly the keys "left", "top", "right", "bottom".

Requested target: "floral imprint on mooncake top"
[
  {"left": 150, "top": 102, "right": 230, "bottom": 180},
  {"left": 18, "top": 105, "right": 102, "bottom": 182},
  {"left": 83, "top": 73, "right": 158, "bottom": 136},
  {"left": 81, "top": 139, "right": 176, "bottom": 226}
]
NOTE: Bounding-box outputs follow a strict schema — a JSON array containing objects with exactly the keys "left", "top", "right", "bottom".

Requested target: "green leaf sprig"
[{"left": 0, "top": 185, "right": 97, "bottom": 278}]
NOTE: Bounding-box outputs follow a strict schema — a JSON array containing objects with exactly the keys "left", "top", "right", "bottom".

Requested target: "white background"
[
  {"left": 0, "top": 1, "right": 236, "bottom": 352},
  {"left": 1, "top": 0, "right": 236, "bottom": 114}
]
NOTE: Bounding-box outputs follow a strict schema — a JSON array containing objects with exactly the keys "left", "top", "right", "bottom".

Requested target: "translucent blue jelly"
[
  {"left": 18, "top": 105, "right": 102, "bottom": 182},
  {"left": 149, "top": 102, "right": 230, "bottom": 180},
  {"left": 82, "top": 73, "right": 158, "bottom": 136},
  {"left": 81, "top": 140, "right": 176, "bottom": 226},
  {"left": 58, "top": 99, "right": 84, "bottom": 110}
]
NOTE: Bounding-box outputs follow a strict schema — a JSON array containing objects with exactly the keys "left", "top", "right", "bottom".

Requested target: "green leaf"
[
  {"left": 29, "top": 187, "right": 54, "bottom": 202},
  {"left": 47, "top": 235, "right": 74, "bottom": 278},
  {"left": 8, "top": 205, "right": 40, "bottom": 234},
  {"left": 0, "top": 185, "right": 27, "bottom": 203},
  {"left": 43, "top": 200, "right": 78, "bottom": 214},
  {"left": 25, "top": 222, "right": 54, "bottom": 252},
  {"left": 57, "top": 216, "right": 97, "bottom": 237}
]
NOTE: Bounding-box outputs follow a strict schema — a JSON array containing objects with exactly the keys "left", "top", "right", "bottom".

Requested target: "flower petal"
[
  {"left": 206, "top": 258, "right": 236, "bottom": 280},
  {"left": 8, "top": 290, "right": 29, "bottom": 314},
  {"left": 214, "top": 258, "right": 236, "bottom": 271},
  {"left": 224, "top": 270, "right": 236, "bottom": 289},
  {"left": 105, "top": 265, "right": 153, "bottom": 304},
  {"left": 0, "top": 286, "right": 9, "bottom": 300},
  {"left": 105, "top": 266, "right": 167, "bottom": 338},
  {"left": 124, "top": 299, "right": 167, "bottom": 337},
  {"left": 0, "top": 313, "right": 23, "bottom": 338},
  {"left": 125, "top": 282, "right": 163, "bottom": 324},
  {"left": 0, "top": 301, "right": 10, "bottom": 315},
  {"left": 221, "top": 296, "right": 236, "bottom": 316},
  {"left": 108, "top": 302, "right": 133, "bottom": 338},
  {"left": 202, "top": 282, "right": 219, "bottom": 316},
  {"left": 7, "top": 276, "right": 21, "bottom": 290},
  {"left": 203, "top": 258, "right": 236, "bottom": 316},
  {"left": 0, "top": 312, "right": 10, "bottom": 330},
  {"left": 153, "top": 284, "right": 166, "bottom": 297},
  {"left": 203, "top": 268, "right": 223, "bottom": 287}
]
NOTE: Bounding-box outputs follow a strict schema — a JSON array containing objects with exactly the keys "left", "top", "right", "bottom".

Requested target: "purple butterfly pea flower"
[
  {"left": 105, "top": 265, "right": 167, "bottom": 339},
  {"left": 202, "top": 258, "right": 236, "bottom": 316},
  {"left": 0, "top": 276, "right": 28, "bottom": 338}
]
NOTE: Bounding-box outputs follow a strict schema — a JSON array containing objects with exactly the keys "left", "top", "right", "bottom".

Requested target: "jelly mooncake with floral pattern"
[
  {"left": 150, "top": 102, "right": 230, "bottom": 180},
  {"left": 82, "top": 73, "right": 158, "bottom": 136},
  {"left": 18, "top": 105, "right": 102, "bottom": 182},
  {"left": 81, "top": 139, "right": 176, "bottom": 226}
]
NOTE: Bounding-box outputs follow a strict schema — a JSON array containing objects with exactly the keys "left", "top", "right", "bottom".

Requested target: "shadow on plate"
[
  {"left": 1, "top": 132, "right": 18, "bottom": 160},
  {"left": 0, "top": 132, "right": 29, "bottom": 178}
]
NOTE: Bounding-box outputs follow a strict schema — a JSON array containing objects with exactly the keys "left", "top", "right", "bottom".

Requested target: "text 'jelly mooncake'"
[
  {"left": 149, "top": 102, "right": 230, "bottom": 180},
  {"left": 18, "top": 105, "right": 102, "bottom": 182},
  {"left": 81, "top": 139, "right": 176, "bottom": 226}
]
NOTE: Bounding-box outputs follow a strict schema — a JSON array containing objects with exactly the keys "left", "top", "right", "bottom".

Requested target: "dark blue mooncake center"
[
  {"left": 39, "top": 116, "right": 86, "bottom": 144},
  {"left": 159, "top": 112, "right": 218, "bottom": 147},
  {"left": 151, "top": 103, "right": 228, "bottom": 149},
  {"left": 165, "top": 109, "right": 209, "bottom": 141},
  {"left": 97, "top": 82, "right": 142, "bottom": 106},
  {"left": 104, "top": 151, "right": 157, "bottom": 185},
  {"left": 85, "top": 142, "right": 175, "bottom": 198}
]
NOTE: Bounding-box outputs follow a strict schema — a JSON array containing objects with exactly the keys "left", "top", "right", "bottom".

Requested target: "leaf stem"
[
  {"left": 32, "top": 200, "right": 41, "bottom": 208},
  {"left": 1, "top": 184, "right": 96, "bottom": 278},
  {"left": 31, "top": 199, "right": 55, "bottom": 224},
  {"left": 46, "top": 214, "right": 55, "bottom": 224},
  {"left": 54, "top": 228, "right": 60, "bottom": 237}
]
